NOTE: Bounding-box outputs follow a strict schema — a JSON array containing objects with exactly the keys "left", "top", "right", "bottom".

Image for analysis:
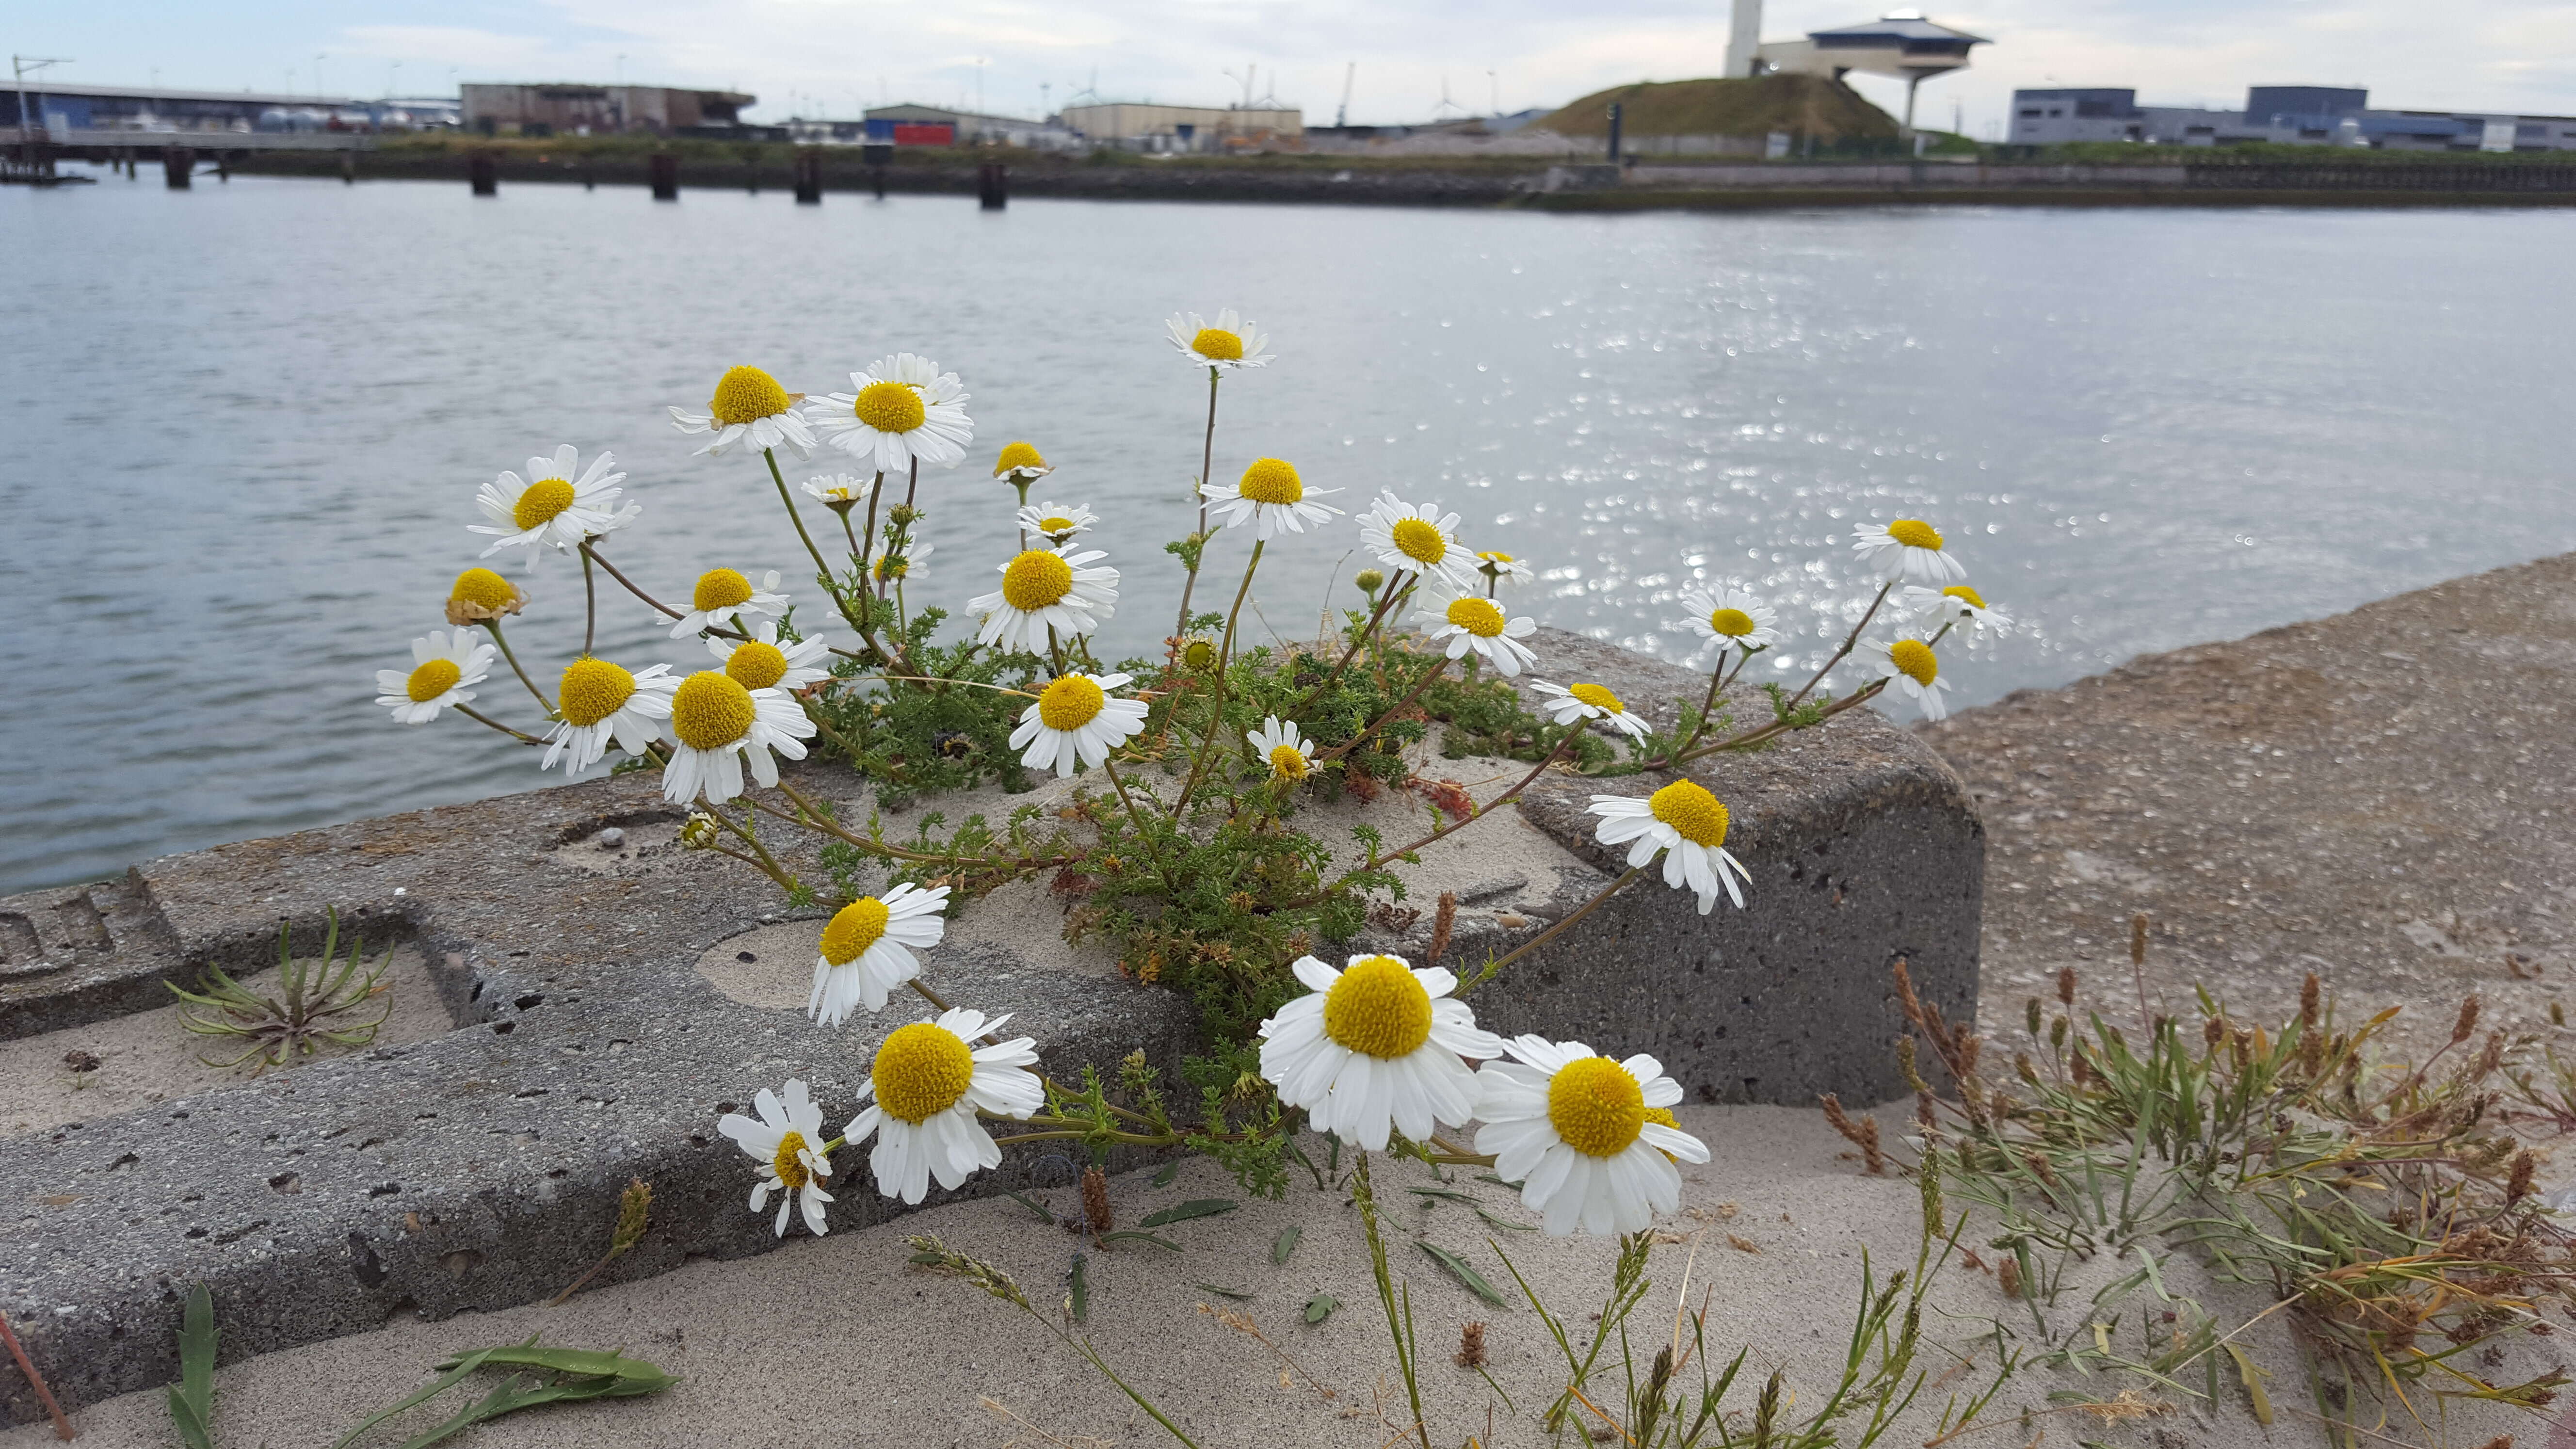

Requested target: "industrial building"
[
  {"left": 0, "top": 81, "right": 424, "bottom": 138},
  {"left": 2009, "top": 85, "right": 2576, "bottom": 151},
  {"left": 1059, "top": 102, "right": 1302, "bottom": 152},
  {"left": 855, "top": 104, "right": 1073, "bottom": 149},
  {"left": 1719, "top": 3, "right": 1986, "bottom": 134},
  {"left": 458, "top": 83, "right": 755, "bottom": 137}
]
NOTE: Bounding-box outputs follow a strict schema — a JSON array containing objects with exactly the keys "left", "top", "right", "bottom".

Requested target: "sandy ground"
[
  {"left": 16, "top": 1099, "right": 2495, "bottom": 1449},
  {"left": 0, "top": 947, "right": 446, "bottom": 1138}
]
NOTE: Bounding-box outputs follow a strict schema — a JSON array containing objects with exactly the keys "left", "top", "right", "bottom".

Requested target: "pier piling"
[
  {"left": 650, "top": 152, "right": 679, "bottom": 201},
  {"left": 163, "top": 148, "right": 193, "bottom": 189},
  {"left": 468, "top": 152, "right": 497, "bottom": 196},
  {"left": 978, "top": 161, "right": 1007, "bottom": 210},
  {"left": 794, "top": 147, "right": 823, "bottom": 204}
]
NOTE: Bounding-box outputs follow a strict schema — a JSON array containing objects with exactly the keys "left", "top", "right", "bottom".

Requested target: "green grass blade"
[
  {"left": 1138, "top": 1198, "right": 1238, "bottom": 1228},
  {"left": 333, "top": 1341, "right": 515, "bottom": 1449},
  {"left": 166, "top": 1282, "right": 218, "bottom": 1449},
  {"left": 1417, "top": 1240, "right": 1508, "bottom": 1307}
]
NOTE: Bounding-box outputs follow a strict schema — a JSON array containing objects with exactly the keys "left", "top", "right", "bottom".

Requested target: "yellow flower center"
[
  {"left": 872, "top": 1022, "right": 976, "bottom": 1124},
  {"left": 556, "top": 658, "right": 638, "bottom": 728},
  {"left": 1237, "top": 458, "right": 1304, "bottom": 506},
  {"left": 1036, "top": 675, "right": 1107, "bottom": 732},
  {"left": 725, "top": 640, "right": 791, "bottom": 691},
  {"left": 874, "top": 554, "right": 910, "bottom": 583},
  {"left": 451, "top": 567, "right": 517, "bottom": 612},
  {"left": 1478, "top": 550, "right": 1516, "bottom": 565},
  {"left": 1191, "top": 327, "right": 1244, "bottom": 361},
  {"left": 1889, "top": 639, "right": 1938, "bottom": 687},
  {"left": 512, "top": 477, "right": 576, "bottom": 531},
  {"left": 994, "top": 441, "right": 1047, "bottom": 475},
  {"left": 1548, "top": 1056, "right": 1647, "bottom": 1159},
  {"left": 405, "top": 659, "right": 461, "bottom": 703},
  {"left": 852, "top": 380, "right": 927, "bottom": 434},
  {"left": 771, "top": 1129, "right": 815, "bottom": 1191},
  {"left": 820, "top": 896, "right": 892, "bottom": 966},
  {"left": 1886, "top": 518, "right": 1943, "bottom": 551},
  {"left": 1709, "top": 607, "right": 1757, "bottom": 637},
  {"left": 693, "top": 568, "right": 755, "bottom": 612},
  {"left": 1647, "top": 780, "right": 1731, "bottom": 849},
  {"left": 1941, "top": 584, "right": 1987, "bottom": 610},
  {"left": 1446, "top": 596, "right": 1507, "bottom": 639},
  {"left": 1567, "top": 683, "right": 1625, "bottom": 715},
  {"left": 1269, "top": 744, "right": 1310, "bottom": 780},
  {"left": 1038, "top": 516, "right": 1076, "bottom": 535},
  {"left": 1322, "top": 956, "right": 1433, "bottom": 1060},
  {"left": 1001, "top": 550, "right": 1076, "bottom": 612},
  {"left": 1390, "top": 517, "right": 1449, "bottom": 567},
  {"left": 1181, "top": 639, "right": 1217, "bottom": 672},
  {"left": 670, "top": 671, "right": 757, "bottom": 750},
  {"left": 708, "top": 365, "right": 791, "bottom": 426}
]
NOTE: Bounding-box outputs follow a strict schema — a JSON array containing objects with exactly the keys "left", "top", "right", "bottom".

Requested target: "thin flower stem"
[
  {"left": 1101, "top": 758, "right": 1183, "bottom": 898},
  {"left": 1289, "top": 572, "right": 1413, "bottom": 716},
  {"left": 454, "top": 703, "right": 545, "bottom": 745},
  {"left": 1782, "top": 579, "right": 1892, "bottom": 715},
  {"left": 1320, "top": 653, "right": 1449, "bottom": 766},
  {"left": 857, "top": 472, "right": 884, "bottom": 596},
  {"left": 1170, "top": 538, "right": 1264, "bottom": 819},
  {"left": 1671, "top": 678, "right": 1886, "bottom": 766},
  {"left": 1460, "top": 865, "right": 1648, "bottom": 995},
  {"left": 758, "top": 777, "right": 1065, "bottom": 870},
  {"left": 483, "top": 619, "right": 552, "bottom": 710},
  {"left": 838, "top": 506, "right": 864, "bottom": 563},
  {"left": 1662, "top": 645, "right": 1758, "bottom": 763},
  {"left": 902, "top": 456, "right": 919, "bottom": 512},
  {"left": 579, "top": 543, "right": 682, "bottom": 622},
  {"left": 1173, "top": 365, "right": 1220, "bottom": 640},
  {"left": 1355, "top": 730, "right": 1572, "bottom": 873},
  {"left": 765, "top": 447, "right": 840, "bottom": 596},
  {"left": 579, "top": 547, "right": 599, "bottom": 655}
]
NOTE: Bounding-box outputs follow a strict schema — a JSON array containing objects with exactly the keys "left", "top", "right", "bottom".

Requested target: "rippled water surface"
[{"left": 4, "top": 176, "right": 2572, "bottom": 893}]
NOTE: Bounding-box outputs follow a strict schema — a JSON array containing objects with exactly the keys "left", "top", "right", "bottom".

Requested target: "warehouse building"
[
  {"left": 459, "top": 84, "right": 755, "bottom": 137},
  {"left": 1059, "top": 102, "right": 1302, "bottom": 152},
  {"left": 2010, "top": 84, "right": 2576, "bottom": 151}
]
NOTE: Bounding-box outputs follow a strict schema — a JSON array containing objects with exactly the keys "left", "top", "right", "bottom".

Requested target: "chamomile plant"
[{"left": 370, "top": 313, "right": 2004, "bottom": 1244}]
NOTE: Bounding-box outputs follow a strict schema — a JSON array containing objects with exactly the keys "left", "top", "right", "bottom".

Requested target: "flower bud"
[{"left": 1354, "top": 568, "right": 1385, "bottom": 595}]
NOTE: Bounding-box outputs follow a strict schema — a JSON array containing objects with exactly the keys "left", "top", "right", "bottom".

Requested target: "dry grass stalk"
[
  {"left": 1818, "top": 1093, "right": 1887, "bottom": 1174},
  {"left": 1425, "top": 890, "right": 1457, "bottom": 968},
  {"left": 1082, "top": 1166, "right": 1113, "bottom": 1236},
  {"left": 1996, "top": 1256, "right": 2023, "bottom": 1301},
  {"left": 1453, "top": 1321, "right": 1485, "bottom": 1368}
]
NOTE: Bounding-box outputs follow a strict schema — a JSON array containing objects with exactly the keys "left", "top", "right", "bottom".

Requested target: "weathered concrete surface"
[
  {"left": 0, "top": 629, "right": 1983, "bottom": 1424},
  {"left": 1925, "top": 551, "right": 2576, "bottom": 1058},
  {"left": 0, "top": 876, "right": 186, "bottom": 1041}
]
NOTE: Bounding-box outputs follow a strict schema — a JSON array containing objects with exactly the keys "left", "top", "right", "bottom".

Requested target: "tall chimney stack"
[{"left": 1723, "top": 0, "right": 1764, "bottom": 78}]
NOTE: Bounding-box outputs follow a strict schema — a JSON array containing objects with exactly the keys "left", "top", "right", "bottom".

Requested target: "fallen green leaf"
[
  {"left": 1098, "top": 1230, "right": 1182, "bottom": 1254},
  {"left": 1407, "top": 1185, "right": 1479, "bottom": 1203},
  {"left": 1475, "top": 1174, "right": 1521, "bottom": 1189},
  {"left": 1304, "top": 1291, "right": 1339, "bottom": 1324},
  {"left": 2222, "top": 1342, "right": 2273, "bottom": 1426},
  {"left": 1069, "top": 1252, "right": 1089, "bottom": 1324},
  {"left": 434, "top": 1344, "right": 673, "bottom": 1387},
  {"left": 1152, "top": 1160, "right": 1181, "bottom": 1187},
  {"left": 1139, "top": 1198, "right": 1238, "bottom": 1228},
  {"left": 1417, "top": 1240, "right": 1508, "bottom": 1307},
  {"left": 1193, "top": 1283, "right": 1256, "bottom": 1300},
  {"left": 166, "top": 1282, "right": 218, "bottom": 1449},
  {"left": 998, "top": 1188, "right": 1055, "bottom": 1224},
  {"left": 1272, "top": 1224, "right": 1302, "bottom": 1264},
  {"left": 1475, "top": 1207, "right": 1537, "bottom": 1232}
]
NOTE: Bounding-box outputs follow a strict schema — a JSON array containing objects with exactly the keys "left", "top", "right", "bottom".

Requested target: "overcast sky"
[{"left": 15, "top": 0, "right": 2575, "bottom": 138}]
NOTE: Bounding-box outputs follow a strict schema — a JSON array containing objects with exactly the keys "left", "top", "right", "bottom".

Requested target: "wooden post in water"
[
  {"left": 978, "top": 161, "right": 1007, "bottom": 209},
  {"left": 215, "top": 152, "right": 229, "bottom": 182},
  {"left": 862, "top": 142, "right": 890, "bottom": 198},
  {"left": 164, "top": 147, "right": 193, "bottom": 189},
  {"left": 649, "top": 152, "right": 678, "bottom": 201},
  {"left": 469, "top": 151, "right": 498, "bottom": 195},
  {"left": 341, "top": 149, "right": 357, "bottom": 184},
  {"left": 793, "top": 147, "right": 822, "bottom": 204}
]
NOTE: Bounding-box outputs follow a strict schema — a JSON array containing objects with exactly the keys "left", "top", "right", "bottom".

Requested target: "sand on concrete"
[
  {"left": 15, "top": 1098, "right": 2478, "bottom": 1449},
  {"left": 0, "top": 946, "right": 447, "bottom": 1137}
]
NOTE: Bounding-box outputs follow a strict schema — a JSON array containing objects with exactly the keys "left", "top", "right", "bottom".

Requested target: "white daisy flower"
[
  {"left": 669, "top": 365, "right": 814, "bottom": 458},
  {"left": 1678, "top": 584, "right": 1780, "bottom": 651},
  {"left": 467, "top": 446, "right": 636, "bottom": 560},
  {"left": 1587, "top": 779, "right": 1751, "bottom": 915},
  {"left": 1359, "top": 492, "right": 1480, "bottom": 592},
  {"left": 993, "top": 441, "right": 1054, "bottom": 484},
  {"left": 1474, "top": 1038, "right": 1709, "bottom": 1237},
  {"left": 541, "top": 659, "right": 677, "bottom": 776},
  {"left": 1246, "top": 715, "right": 1317, "bottom": 783},
  {"left": 1902, "top": 583, "right": 2013, "bottom": 641},
  {"left": 1476, "top": 550, "right": 1536, "bottom": 592},
  {"left": 801, "top": 473, "right": 874, "bottom": 510},
  {"left": 1165, "top": 308, "right": 1273, "bottom": 370},
  {"left": 444, "top": 567, "right": 528, "bottom": 627},
  {"left": 1852, "top": 518, "right": 1966, "bottom": 587},
  {"left": 872, "top": 540, "right": 933, "bottom": 590},
  {"left": 809, "top": 353, "right": 974, "bottom": 475},
  {"left": 660, "top": 671, "right": 817, "bottom": 805},
  {"left": 1009, "top": 671, "right": 1150, "bottom": 778},
  {"left": 717, "top": 1079, "right": 836, "bottom": 1238},
  {"left": 1016, "top": 501, "right": 1099, "bottom": 545},
  {"left": 968, "top": 545, "right": 1119, "bottom": 654},
  {"left": 1529, "top": 680, "right": 1651, "bottom": 741},
  {"left": 810, "top": 882, "right": 952, "bottom": 1027},
  {"left": 1256, "top": 953, "right": 1502, "bottom": 1152},
  {"left": 1202, "top": 457, "right": 1345, "bottom": 539},
  {"left": 1860, "top": 636, "right": 1951, "bottom": 721},
  {"left": 843, "top": 1007, "right": 1044, "bottom": 1205},
  {"left": 708, "top": 621, "right": 835, "bottom": 694},
  {"left": 1418, "top": 594, "right": 1540, "bottom": 677},
  {"left": 375, "top": 629, "right": 495, "bottom": 724},
  {"left": 669, "top": 568, "right": 789, "bottom": 639}
]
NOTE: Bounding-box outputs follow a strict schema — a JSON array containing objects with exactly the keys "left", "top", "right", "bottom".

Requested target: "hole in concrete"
[
  {"left": 268, "top": 1172, "right": 300, "bottom": 1193},
  {"left": 513, "top": 993, "right": 544, "bottom": 1011},
  {"left": 382, "top": 1297, "right": 419, "bottom": 1324},
  {"left": 369, "top": 1183, "right": 401, "bottom": 1197},
  {"left": 349, "top": 1233, "right": 385, "bottom": 1287},
  {"left": 0, "top": 945, "right": 458, "bottom": 1138},
  {"left": 491, "top": 1021, "right": 514, "bottom": 1035},
  {"left": 544, "top": 810, "right": 686, "bottom": 876},
  {"left": 441, "top": 1249, "right": 483, "bottom": 1280},
  {"left": 694, "top": 921, "right": 833, "bottom": 1011}
]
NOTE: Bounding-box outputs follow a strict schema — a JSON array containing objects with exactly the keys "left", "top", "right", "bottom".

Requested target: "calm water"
[{"left": 4, "top": 175, "right": 2572, "bottom": 894}]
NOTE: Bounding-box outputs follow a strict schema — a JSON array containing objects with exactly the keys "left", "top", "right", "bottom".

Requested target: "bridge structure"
[{"left": 5, "top": 80, "right": 385, "bottom": 185}]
